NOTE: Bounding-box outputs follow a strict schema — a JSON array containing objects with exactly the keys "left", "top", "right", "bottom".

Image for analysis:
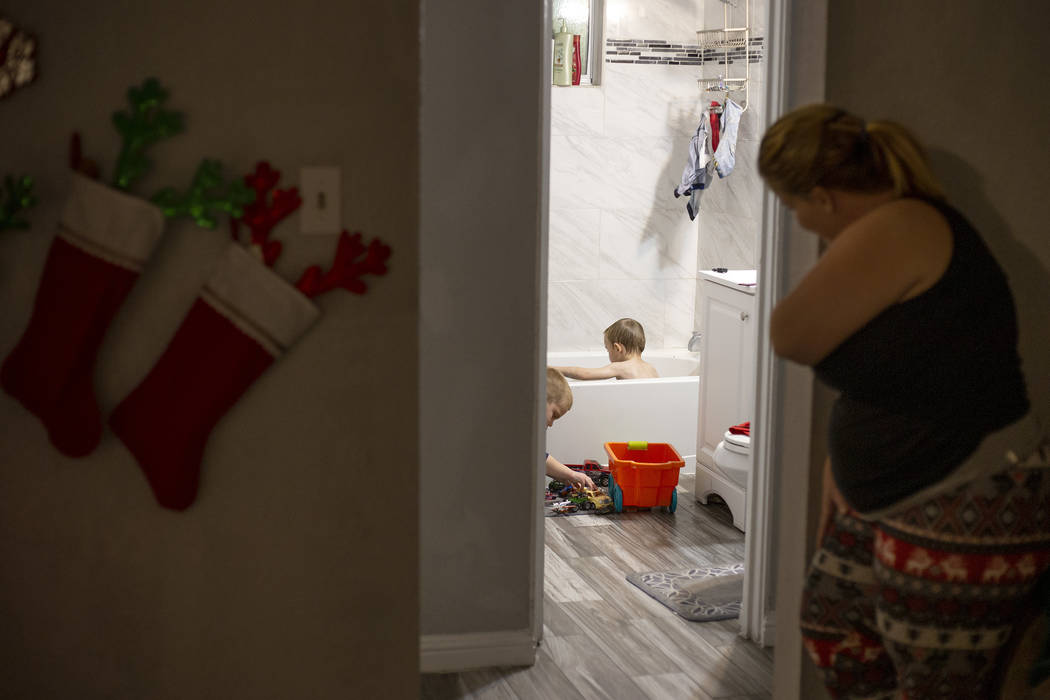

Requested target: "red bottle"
[
  {"left": 571, "top": 35, "right": 582, "bottom": 85},
  {"left": 709, "top": 101, "right": 722, "bottom": 152}
]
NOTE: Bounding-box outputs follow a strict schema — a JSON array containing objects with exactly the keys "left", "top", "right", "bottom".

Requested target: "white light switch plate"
[{"left": 299, "top": 166, "right": 342, "bottom": 234}]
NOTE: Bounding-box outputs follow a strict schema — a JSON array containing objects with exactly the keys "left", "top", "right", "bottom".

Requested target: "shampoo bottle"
[{"left": 552, "top": 19, "right": 572, "bottom": 86}]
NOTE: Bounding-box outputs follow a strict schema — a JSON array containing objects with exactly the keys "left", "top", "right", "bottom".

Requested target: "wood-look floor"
[{"left": 422, "top": 473, "right": 774, "bottom": 700}]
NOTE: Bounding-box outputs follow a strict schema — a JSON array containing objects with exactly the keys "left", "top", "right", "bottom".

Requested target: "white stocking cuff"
[
  {"left": 203, "top": 243, "right": 320, "bottom": 357},
  {"left": 59, "top": 172, "right": 165, "bottom": 271}
]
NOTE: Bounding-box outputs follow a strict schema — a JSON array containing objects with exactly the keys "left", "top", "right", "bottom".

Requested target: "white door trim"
[
  {"left": 742, "top": 0, "right": 794, "bottom": 650},
  {"left": 532, "top": 0, "right": 554, "bottom": 650},
  {"left": 755, "top": 0, "right": 829, "bottom": 698},
  {"left": 421, "top": 630, "right": 538, "bottom": 673}
]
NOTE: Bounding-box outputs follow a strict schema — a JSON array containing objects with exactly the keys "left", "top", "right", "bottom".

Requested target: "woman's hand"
[{"left": 816, "top": 456, "right": 848, "bottom": 550}]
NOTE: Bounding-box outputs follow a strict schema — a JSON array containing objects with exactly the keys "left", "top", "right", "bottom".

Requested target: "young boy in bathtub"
[
  {"left": 545, "top": 367, "right": 596, "bottom": 489},
  {"left": 553, "top": 318, "right": 659, "bottom": 381}
]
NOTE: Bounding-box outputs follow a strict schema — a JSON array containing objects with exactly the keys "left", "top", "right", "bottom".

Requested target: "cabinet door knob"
[{"left": 740, "top": 311, "right": 750, "bottom": 321}]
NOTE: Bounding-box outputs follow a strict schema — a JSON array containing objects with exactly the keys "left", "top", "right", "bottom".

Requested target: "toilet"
[
  {"left": 694, "top": 428, "right": 751, "bottom": 532},
  {"left": 713, "top": 430, "right": 750, "bottom": 489}
]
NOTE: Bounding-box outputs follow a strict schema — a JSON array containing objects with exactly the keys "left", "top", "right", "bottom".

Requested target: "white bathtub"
[{"left": 546, "top": 349, "right": 700, "bottom": 474}]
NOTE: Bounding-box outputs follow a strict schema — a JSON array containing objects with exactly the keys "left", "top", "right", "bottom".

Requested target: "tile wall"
[{"left": 548, "top": 0, "right": 766, "bottom": 351}]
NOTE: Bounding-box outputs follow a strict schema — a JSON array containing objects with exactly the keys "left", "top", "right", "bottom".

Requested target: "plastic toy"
[
  {"left": 604, "top": 441, "right": 685, "bottom": 514},
  {"left": 570, "top": 486, "right": 614, "bottom": 514},
  {"left": 546, "top": 484, "right": 613, "bottom": 515},
  {"left": 550, "top": 500, "right": 578, "bottom": 515},
  {"left": 563, "top": 458, "right": 612, "bottom": 487},
  {"left": 547, "top": 480, "right": 575, "bottom": 497}
]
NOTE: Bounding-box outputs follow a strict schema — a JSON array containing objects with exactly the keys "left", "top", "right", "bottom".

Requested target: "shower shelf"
[
  {"left": 696, "top": 27, "right": 748, "bottom": 50},
  {"left": 695, "top": 0, "right": 750, "bottom": 111}
]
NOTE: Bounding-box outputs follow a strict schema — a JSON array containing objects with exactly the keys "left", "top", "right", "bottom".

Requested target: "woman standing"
[{"left": 759, "top": 104, "right": 1050, "bottom": 699}]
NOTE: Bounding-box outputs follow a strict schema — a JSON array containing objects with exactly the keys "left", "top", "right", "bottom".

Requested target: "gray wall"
[
  {"left": 419, "top": 1, "right": 547, "bottom": 637},
  {"left": 0, "top": 2, "right": 418, "bottom": 698}
]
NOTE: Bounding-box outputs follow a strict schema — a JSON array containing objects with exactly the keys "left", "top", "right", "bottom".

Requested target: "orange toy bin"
[{"left": 604, "top": 441, "right": 685, "bottom": 513}]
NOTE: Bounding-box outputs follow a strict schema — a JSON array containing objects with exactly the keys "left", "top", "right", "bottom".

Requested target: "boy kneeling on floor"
[{"left": 545, "top": 367, "right": 595, "bottom": 489}]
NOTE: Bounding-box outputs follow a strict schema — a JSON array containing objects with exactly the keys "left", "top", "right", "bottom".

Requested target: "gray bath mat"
[{"left": 626, "top": 563, "right": 744, "bottom": 621}]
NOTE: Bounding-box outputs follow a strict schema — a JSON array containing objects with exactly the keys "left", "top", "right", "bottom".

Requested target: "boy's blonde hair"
[
  {"left": 758, "top": 103, "right": 945, "bottom": 200},
  {"left": 604, "top": 318, "right": 646, "bottom": 355},
  {"left": 546, "top": 367, "right": 572, "bottom": 410}
]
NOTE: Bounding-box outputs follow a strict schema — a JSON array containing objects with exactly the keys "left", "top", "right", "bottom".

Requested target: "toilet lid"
[{"left": 722, "top": 430, "right": 751, "bottom": 450}]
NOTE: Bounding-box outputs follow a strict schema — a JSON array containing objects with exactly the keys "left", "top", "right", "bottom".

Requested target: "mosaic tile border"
[{"left": 605, "top": 36, "right": 763, "bottom": 65}]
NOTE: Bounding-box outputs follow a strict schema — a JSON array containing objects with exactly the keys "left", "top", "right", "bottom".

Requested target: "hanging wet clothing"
[
  {"left": 713, "top": 98, "right": 743, "bottom": 178},
  {"left": 674, "top": 99, "right": 743, "bottom": 220},
  {"left": 673, "top": 114, "right": 715, "bottom": 221}
]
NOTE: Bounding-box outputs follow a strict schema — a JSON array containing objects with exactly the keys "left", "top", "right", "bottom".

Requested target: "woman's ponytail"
[
  {"left": 866, "top": 121, "right": 944, "bottom": 200},
  {"left": 759, "top": 104, "right": 944, "bottom": 200}
]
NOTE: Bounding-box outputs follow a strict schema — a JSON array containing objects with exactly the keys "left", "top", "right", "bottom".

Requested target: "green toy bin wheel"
[{"left": 610, "top": 478, "right": 623, "bottom": 513}]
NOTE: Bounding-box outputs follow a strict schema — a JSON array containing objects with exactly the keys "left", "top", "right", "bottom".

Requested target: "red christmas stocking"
[
  {"left": 1, "top": 173, "right": 164, "bottom": 457},
  {"left": 109, "top": 243, "right": 319, "bottom": 510}
]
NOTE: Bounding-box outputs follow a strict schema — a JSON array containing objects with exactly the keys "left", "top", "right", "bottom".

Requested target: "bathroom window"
[{"left": 552, "top": 0, "right": 604, "bottom": 85}]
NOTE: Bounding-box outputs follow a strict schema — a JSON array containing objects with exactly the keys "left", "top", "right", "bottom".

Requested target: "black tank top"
[{"left": 813, "top": 198, "right": 1029, "bottom": 512}]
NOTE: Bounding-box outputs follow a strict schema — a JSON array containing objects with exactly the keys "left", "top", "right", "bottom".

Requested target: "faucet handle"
[{"left": 687, "top": 331, "right": 702, "bottom": 351}]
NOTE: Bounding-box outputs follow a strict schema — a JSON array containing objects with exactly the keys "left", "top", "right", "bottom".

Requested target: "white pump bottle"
[{"left": 552, "top": 19, "right": 573, "bottom": 86}]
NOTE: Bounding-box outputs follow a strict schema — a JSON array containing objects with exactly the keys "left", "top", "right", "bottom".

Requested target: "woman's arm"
[
  {"left": 552, "top": 365, "right": 619, "bottom": 380},
  {"left": 771, "top": 199, "right": 953, "bottom": 366}
]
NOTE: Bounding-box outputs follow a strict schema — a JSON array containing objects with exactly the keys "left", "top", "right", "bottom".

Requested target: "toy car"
[
  {"left": 564, "top": 459, "right": 612, "bottom": 487},
  {"left": 550, "top": 500, "right": 578, "bottom": 514},
  {"left": 547, "top": 481, "right": 575, "bottom": 497},
  {"left": 565, "top": 485, "right": 614, "bottom": 514}
]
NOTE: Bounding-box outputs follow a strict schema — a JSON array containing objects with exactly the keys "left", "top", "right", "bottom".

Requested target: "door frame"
[
  {"left": 531, "top": 2, "right": 828, "bottom": 696},
  {"left": 747, "top": 1, "right": 829, "bottom": 698}
]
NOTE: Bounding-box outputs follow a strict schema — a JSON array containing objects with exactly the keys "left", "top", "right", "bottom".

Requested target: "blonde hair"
[
  {"left": 758, "top": 103, "right": 944, "bottom": 200},
  {"left": 546, "top": 367, "right": 572, "bottom": 410},
  {"left": 604, "top": 318, "right": 646, "bottom": 355}
]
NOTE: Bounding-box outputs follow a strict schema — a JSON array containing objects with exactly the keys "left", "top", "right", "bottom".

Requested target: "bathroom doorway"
[
  {"left": 417, "top": 0, "right": 822, "bottom": 691},
  {"left": 546, "top": 0, "right": 823, "bottom": 663},
  {"left": 543, "top": 0, "right": 787, "bottom": 650}
]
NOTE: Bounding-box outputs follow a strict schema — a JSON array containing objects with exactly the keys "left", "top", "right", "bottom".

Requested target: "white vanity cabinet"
[{"left": 696, "top": 270, "right": 756, "bottom": 472}]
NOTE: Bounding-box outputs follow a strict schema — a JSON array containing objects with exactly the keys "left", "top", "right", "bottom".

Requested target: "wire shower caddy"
[{"left": 696, "top": 0, "right": 750, "bottom": 111}]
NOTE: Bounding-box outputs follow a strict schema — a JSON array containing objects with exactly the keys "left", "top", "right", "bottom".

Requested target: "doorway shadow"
[
  {"left": 928, "top": 148, "right": 1050, "bottom": 432},
  {"left": 640, "top": 101, "right": 701, "bottom": 278}
]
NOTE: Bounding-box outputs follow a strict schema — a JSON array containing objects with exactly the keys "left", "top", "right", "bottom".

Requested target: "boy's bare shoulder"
[
  {"left": 635, "top": 359, "right": 660, "bottom": 378},
  {"left": 613, "top": 359, "right": 660, "bottom": 379}
]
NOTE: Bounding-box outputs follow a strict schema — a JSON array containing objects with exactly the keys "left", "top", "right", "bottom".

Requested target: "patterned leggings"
[{"left": 800, "top": 463, "right": 1050, "bottom": 699}]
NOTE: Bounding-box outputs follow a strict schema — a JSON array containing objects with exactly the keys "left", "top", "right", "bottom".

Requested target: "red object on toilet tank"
[{"left": 729, "top": 421, "right": 750, "bottom": 436}]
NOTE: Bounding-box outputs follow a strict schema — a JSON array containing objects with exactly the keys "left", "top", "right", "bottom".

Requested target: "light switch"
[{"left": 299, "top": 166, "right": 342, "bottom": 234}]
